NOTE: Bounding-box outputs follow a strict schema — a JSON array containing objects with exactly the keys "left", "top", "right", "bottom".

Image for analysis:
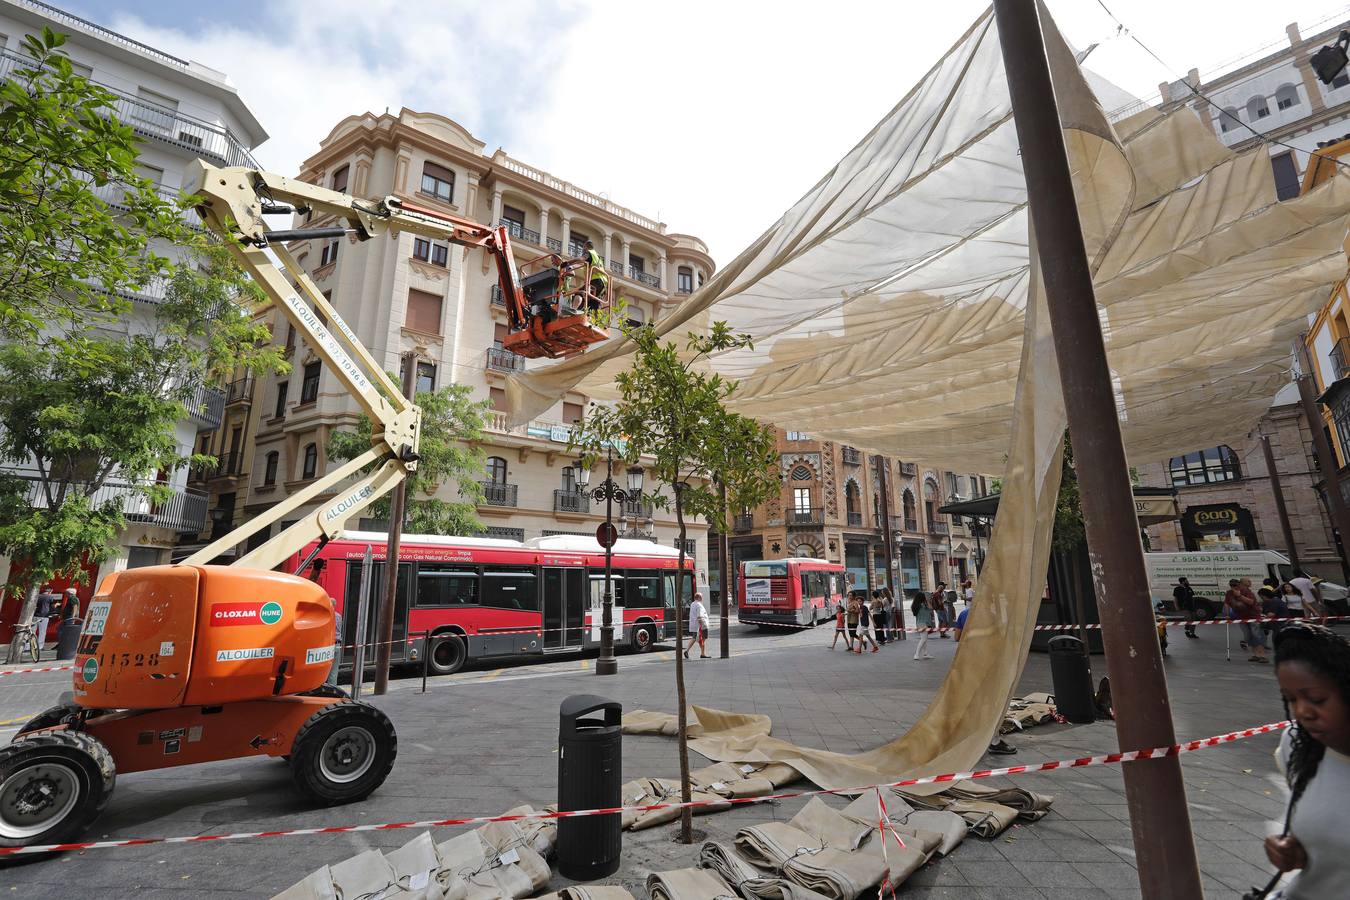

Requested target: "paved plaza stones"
[{"left": 0, "top": 622, "right": 1301, "bottom": 898}]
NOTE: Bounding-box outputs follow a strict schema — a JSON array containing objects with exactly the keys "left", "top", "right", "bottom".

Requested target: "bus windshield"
[{"left": 744, "top": 561, "right": 788, "bottom": 577}]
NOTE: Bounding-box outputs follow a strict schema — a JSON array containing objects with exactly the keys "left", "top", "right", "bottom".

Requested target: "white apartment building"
[
  {"left": 0, "top": 0, "right": 267, "bottom": 592},
  {"left": 223, "top": 108, "right": 716, "bottom": 583}
]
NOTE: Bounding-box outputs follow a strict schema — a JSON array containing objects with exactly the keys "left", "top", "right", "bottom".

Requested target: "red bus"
[
  {"left": 285, "top": 531, "right": 694, "bottom": 675},
  {"left": 737, "top": 558, "right": 847, "bottom": 627}
]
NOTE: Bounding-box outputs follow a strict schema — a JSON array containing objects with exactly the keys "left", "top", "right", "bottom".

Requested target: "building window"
[
  {"left": 320, "top": 238, "right": 340, "bottom": 267},
  {"left": 629, "top": 253, "right": 645, "bottom": 274},
  {"left": 300, "top": 361, "right": 320, "bottom": 404},
  {"left": 1275, "top": 84, "right": 1299, "bottom": 111},
  {"left": 490, "top": 387, "right": 507, "bottom": 411},
  {"left": 420, "top": 161, "right": 454, "bottom": 203},
  {"left": 263, "top": 451, "right": 279, "bottom": 486},
  {"left": 561, "top": 467, "right": 576, "bottom": 493},
  {"left": 1334, "top": 70, "right": 1350, "bottom": 89},
  {"left": 273, "top": 380, "right": 288, "bottom": 419},
  {"left": 485, "top": 526, "right": 525, "bottom": 541},
  {"left": 486, "top": 456, "right": 507, "bottom": 484},
  {"left": 562, "top": 401, "right": 583, "bottom": 424},
  {"left": 786, "top": 431, "right": 809, "bottom": 441},
  {"left": 626, "top": 304, "right": 646, "bottom": 329},
  {"left": 405, "top": 288, "right": 443, "bottom": 334},
  {"left": 1168, "top": 446, "right": 1242, "bottom": 486},
  {"left": 1218, "top": 107, "right": 1240, "bottom": 133},
  {"left": 284, "top": 322, "right": 296, "bottom": 354},
  {"left": 330, "top": 164, "right": 349, "bottom": 193},
  {"left": 793, "top": 487, "right": 812, "bottom": 513},
  {"left": 502, "top": 205, "right": 526, "bottom": 228},
  {"left": 1271, "top": 152, "right": 1300, "bottom": 201},
  {"left": 301, "top": 443, "right": 318, "bottom": 480},
  {"left": 1246, "top": 96, "right": 1270, "bottom": 120},
  {"left": 412, "top": 237, "right": 449, "bottom": 267},
  {"left": 790, "top": 464, "right": 813, "bottom": 481},
  {"left": 677, "top": 267, "right": 694, "bottom": 293},
  {"left": 416, "top": 362, "right": 435, "bottom": 395}
]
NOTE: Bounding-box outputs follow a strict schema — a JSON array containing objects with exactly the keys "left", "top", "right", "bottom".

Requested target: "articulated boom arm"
[{"left": 176, "top": 161, "right": 526, "bottom": 571}]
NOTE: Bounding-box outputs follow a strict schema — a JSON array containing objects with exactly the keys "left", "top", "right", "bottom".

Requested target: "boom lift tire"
[
  {"left": 0, "top": 730, "right": 115, "bottom": 847},
  {"left": 427, "top": 633, "right": 466, "bottom": 675},
  {"left": 289, "top": 702, "right": 396, "bottom": 805},
  {"left": 16, "top": 704, "right": 108, "bottom": 738}
]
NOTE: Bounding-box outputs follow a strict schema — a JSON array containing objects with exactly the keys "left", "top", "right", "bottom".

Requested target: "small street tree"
[
  {"left": 328, "top": 381, "right": 490, "bottom": 534},
  {"left": 574, "top": 320, "right": 770, "bottom": 843}
]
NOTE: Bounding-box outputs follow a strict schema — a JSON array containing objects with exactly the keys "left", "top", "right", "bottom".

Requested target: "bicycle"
[{"left": 12, "top": 621, "right": 40, "bottom": 664}]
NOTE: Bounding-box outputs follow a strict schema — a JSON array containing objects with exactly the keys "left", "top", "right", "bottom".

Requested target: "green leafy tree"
[
  {"left": 0, "top": 243, "right": 283, "bottom": 661},
  {"left": 573, "top": 320, "right": 766, "bottom": 843},
  {"left": 0, "top": 27, "right": 182, "bottom": 337},
  {"left": 328, "top": 381, "right": 490, "bottom": 534}
]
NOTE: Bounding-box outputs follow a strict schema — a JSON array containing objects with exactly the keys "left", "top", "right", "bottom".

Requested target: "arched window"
[
  {"left": 793, "top": 544, "right": 818, "bottom": 559},
  {"left": 902, "top": 489, "right": 917, "bottom": 524},
  {"left": 1246, "top": 96, "right": 1270, "bottom": 120},
  {"left": 1275, "top": 84, "right": 1300, "bottom": 112},
  {"left": 790, "top": 464, "right": 813, "bottom": 481},
  {"left": 923, "top": 479, "right": 939, "bottom": 529},
  {"left": 263, "top": 451, "right": 279, "bottom": 486},
  {"left": 845, "top": 481, "right": 859, "bottom": 513},
  {"left": 1168, "top": 446, "right": 1241, "bottom": 486},
  {"left": 301, "top": 443, "right": 318, "bottom": 480},
  {"left": 486, "top": 456, "right": 507, "bottom": 484},
  {"left": 1218, "top": 107, "right": 1240, "bottom": 133}
]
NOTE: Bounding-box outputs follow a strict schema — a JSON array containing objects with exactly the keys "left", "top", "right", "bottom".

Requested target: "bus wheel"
[
  {"left": 428, "top": 634, "right": 467, "bottom": 675},
  {"left": 0, "top": 730, "right": 115, "bottom": 847},
  {"left": 630, "top": 622, "right": 656, "bottom": 653},
  {"left": 289, "top": 702, "right": 396, "bottom": 805}
]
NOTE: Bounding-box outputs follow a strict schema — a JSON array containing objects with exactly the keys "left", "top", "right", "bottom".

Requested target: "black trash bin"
[
  {"left": 55, "top": 618, "right": 82, "bottom": 661},
  {"left": 557, "top": 694, "right": 622, "bottom": 880},
  {"left": 1047, "top": 635, "right": 1094, "bottom": 723}
]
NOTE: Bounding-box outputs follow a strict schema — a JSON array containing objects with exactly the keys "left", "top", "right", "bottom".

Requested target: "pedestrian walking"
[
  {"left": 1173, "top": 576, "right": 1199, "bottom": 639},
  {"left": 930, "top": 583, "right": 950, "bottom": 638},
  {"left": 31, "top": 586, "right": 58, "bottom": 653},
  {"left": 962, "top": 579, "right": 975, "bottom": 606},
  {"left": 1290, "top": 571, "right": 1328, "bottom": 620},
  {"left": 872, "top": 591, "right": 889, "bottom": 645},
  {"left": 1224, "top": 578, "right": 1268, "bottom": 663},
  {"left": 856, "top": 594, "right": 878, "bottom": 653},
  {"left": 684, "top": 591, "right": 710, "bottom": 659},
  {"left": 943, "top": 583, "right": 957, "bottom": 625},
  {"left": 912, "top": 589, "right": 935, "bottom": 660},
  {"left": 1249, "top": 622, "right": 1350, "bottom": 899},
  {"left": 845, "top": 593, "right": 861, "bottom": 652},
  {"left": 1282, "top": 581, "right": 1306, "bottom": 619},
  {"left": 829, "top": 601, "right": 852, "bottom": 651}
]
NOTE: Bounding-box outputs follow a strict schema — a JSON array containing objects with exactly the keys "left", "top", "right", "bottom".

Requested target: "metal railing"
[
  {"left": 546, "top": 237, "right": 563, "bottom": 254},
  {"left": 904, "top": 516, "right": 918, "bottom": 531},
  {"left": 842, "top": 447, "right": 861, "bottom": 465},
  {"left": 629, "top": 266, "right": 661, "bottom": 288},
  {"left": 568, "top": 241, "right": 590, "bottom": 258},
  {"left": 14, "top": 1, "right": 191, "bottom": 68},
  {"left": 733, "top": 514, "right": 754, "bottom": 533},
  {"left": 554, "top": 489, "right": 590, "bottom": 514},
  {"left": 0, "top": 49, "right": 258, "bottom": 169},
  {"left": 620, "top": 497, "right": 655, "bottom": 520},
  {"left": 875, "top": 513, "right": 902, "bottom": 531},
  {"left": 485, "top": 347, "right": 526, "bottom": 373},
  {"left": 116, "top": 274, "right": 169, "bottom": 305},
  {"left": 490, "top": 285, "right": 506, "bottom": 307},
  {"left": 928, "top": 519, "right": 949, "bottom": 535},
  {"left": 499, "top": 219, "right": 541, "bottom": 246},
  {"left": 847, "top": 511, "right": 863, "bottom": 527},
  {"left": 8, "top": 472, "right": 207, "bottom": 534},
  {"left": 1333, "top": 336, "right": 1350, "bottom": 383},
  {"left": 608, "top": 260, "right": 624, "bottom": 276},
  {"left": 184, "top": 383, "right": 224, "bottom": 430},
  {"left": 788, "top": 509, "right": 823, "bottom": 526},
  {"left": 225, "top": 377, "right": 254, "bottom": 405},
  {"left": 494, "top": 153, "right": 665, "bottom": 233},
  {"left": 479, "top": 481, "right": 518, "bottom": 507}
]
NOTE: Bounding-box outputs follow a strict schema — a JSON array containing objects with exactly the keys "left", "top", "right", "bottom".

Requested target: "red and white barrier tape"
[
  {"left": 0, "top": 664, "right": 76, "bottom": 678},
  {"left": 749, "top": 613, "right": 1350, "bottom": 634},
  {"left": 0, "top": 719, "right": 1289, "bottom": 857}
]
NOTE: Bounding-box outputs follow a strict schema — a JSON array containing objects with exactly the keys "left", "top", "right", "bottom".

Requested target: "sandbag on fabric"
[
  {"left": 698, "top": 841, "right": 832, "bottom": 900},
  {"left": 837, "top": 793, "right": 945, "bottom": 859},
  {"left": 945, "top": 799, "right": 1021, "bottom": 838},
  {"left": 435, "top": 830, "right": 548, "bottom": 899},
  {"left": 385, "top": 832, "right": 458, "bottom": 900},
  {"left": 896, "top": 811, "right": 967, "bottom": 856},
  {"left": 942, "top": 781, "right": 1055, "bottom": 821},
  {"left": 621, "top": 777, "right": 732, "bottom": 830},
  {"left": 780, "top": 847, "right": 889, "bottom": 900},
  {"left": 734, "top": 822, "right": 825, "bottom": 871},
  {"left": 331, "top": 850, "right": 400, "bottom": 900},
  {"left": 787, "top": 798, "right": 870, "bottom": 851},
  {"left": 496, "top": 805, "right": 557, "bottom": 857},
  {"left": 271, "top": 867, "right": 338, "bottom": 900},
  {"left": 854, "top": 834, "right": 929, "bottom": 887},
  {"left": 621, "top": 710, "right": 692, "bottom": 737},
  {"left": 535, "top": 888, "right": 636, "bottom": 900},
  {"left": 646, "top": 867, "right": 740, "bottom": 899}
]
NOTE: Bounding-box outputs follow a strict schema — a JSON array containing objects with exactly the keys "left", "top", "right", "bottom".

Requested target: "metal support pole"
[
  {"left": 374, "top": 352, "right": 417, "bottom": 695},
  {"left": 597, "top": 446, "right": 618, "bottom": 676},
  {"left": 1261, "top": 432, "right": 1301, "bottom": 570},
  {"left": 719, "top": 479, "right": 732, "bottom": 658},
  {"left": 1297, "top": 374, "right": 1350, "bottom": 580},
  {"left": 421, "top": 629, "right": 430, "bottom": 694},
  {"left": 351, "top": 544, "right": 374, "bottom": 700},
  {"left": 877, "top": 456, "right": 904, "bottom": 638},
  {"left": 993, "top": 3, "right": 1203, "bottom": 896}
]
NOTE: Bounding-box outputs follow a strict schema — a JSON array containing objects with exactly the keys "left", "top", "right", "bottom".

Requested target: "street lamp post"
[{"left": 574, "top": 449, "right": 644, "bottom": 676}]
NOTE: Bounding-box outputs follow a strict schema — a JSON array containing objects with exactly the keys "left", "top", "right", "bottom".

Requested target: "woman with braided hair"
[{"left": 1254, "top": 622, "right": 1350, "bottom": 898}]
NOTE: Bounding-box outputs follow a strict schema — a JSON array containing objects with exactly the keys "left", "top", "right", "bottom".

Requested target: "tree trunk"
[
  {"left": 5, "top": 582, "right": 39, "bottom": 664},
  {"left": 719, "top": 479, "right": 731, "bottom": 659},
  {"left": 673, "top": 485, "right": 694, "bottom": 843}
]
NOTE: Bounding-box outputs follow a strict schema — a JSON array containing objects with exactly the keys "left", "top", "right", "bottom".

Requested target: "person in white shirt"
[
  {"left": 1289, "top": 572, "right": 1325, "bottom": 619},
  {"left": 684, "top": 592, "right": 710, "bottom": 659},
  {"left": 962, "top": 580, "right": 975, "bottom": 606}
]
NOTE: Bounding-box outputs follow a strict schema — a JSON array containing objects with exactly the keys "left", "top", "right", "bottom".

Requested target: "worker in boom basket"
[{"left": 582, "top": 239, "right": 607, "bottom": 314}]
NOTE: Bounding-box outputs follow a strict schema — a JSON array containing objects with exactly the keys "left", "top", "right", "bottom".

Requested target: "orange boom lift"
[{"left": 0, "top": 162, "right": 609, "bottom": 848}]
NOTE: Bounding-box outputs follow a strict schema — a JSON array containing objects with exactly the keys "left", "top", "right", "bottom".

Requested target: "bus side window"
[
  {"left": 590, "top": 569, "right": 625, "bottom": 607},
  {"left": 627, "top": 569, "right": 662, "bottom": 608},
  {"left": 416, "top": 564, "right": 478, "bottom": 607},
  {"left": 801, "top": 573, "right": 810, "bottom": 601},
  {"left": 481, "top": 568, "right": 538, "bottom": 612},
  {"left": 662, "top": 572, "right": 693, "bottom": 608}
]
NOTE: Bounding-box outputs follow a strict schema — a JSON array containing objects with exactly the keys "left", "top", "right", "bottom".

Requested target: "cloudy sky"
[{"left": 62, "top": 0, "right": 1350, "bottom": 261}]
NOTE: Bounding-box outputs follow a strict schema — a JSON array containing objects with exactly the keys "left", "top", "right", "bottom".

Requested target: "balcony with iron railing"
[
  {"left": 193, "top": 451, "right": 244, "bottom": 481},
  {"left": 875, "top": 513, "right": 902, "bottom": 531},
  {"left": 607, "top": 260, "right": 624, "bottom": 276},
  {"left": 554, "top": 489, "right": 590, "bottom": 514},
  {"left": 14, "top": 1, "right": 191, "bottom": 69},
  {"left": 628, "top": 266, "right": 661, "bottom": 289},
  {"left": 485, "top": 347, "right": 527, "bottom": 374},
  {"left": 620, "top": 497, "right": 655, "bottom": 520},
  {"left": 490, "top": 285, "right": 506, "bottom": 308},
  {"left": 733, "top": 514, "right": 754, "bottom": 533},
  {"left": 841, "top": 447, "right": 861, "bottom": 465},
  {"left": 184, "top": 383, "right": 225, "bottom": 431},
  {"left": 546, "top": 237, "right": 563, "bottom": 254},
  {"left": 499, "top": 218, "right": 541, "bottom": 246},
  {"left": 847, "top": 511, "right": 863, "bottom": 527},
  {"left": 225, "top": 377, "right": 254, "bottom": 405},
  {"left": 903, "top": 516, "right": 919, "bottom": 531},
  {"left": 788, "top": 508, "right": 824, "bottom": 527},
  {"left": 9, "top": 472, "right": 207, "bottom": 534},
  {"left": 1332, "top": 336, "right": 1350, "bottom": 383},
  {"left": 928, "top": 518, "right": 949, "bottom": 535},
  {"left": 479, "top": 481, "right": 519, "bottom": 507}
]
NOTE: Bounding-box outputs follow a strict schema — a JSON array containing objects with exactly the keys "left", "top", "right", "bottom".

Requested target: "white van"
[{"left": 1145, "top": 550, "right": 1347, "bottom": 618}]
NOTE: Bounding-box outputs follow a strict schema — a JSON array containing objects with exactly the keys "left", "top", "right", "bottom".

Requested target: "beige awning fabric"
[
  {"left": 506, "top": 3, "right": 1350, "bottom": 791},
  {"left": 1134, "top": 495, "right": 1180, "bottom": 526}
]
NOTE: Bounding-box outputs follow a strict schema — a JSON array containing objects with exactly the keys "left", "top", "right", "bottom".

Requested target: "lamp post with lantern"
[{"left": 573, "top": 448, "right": 645, "bottom": 676}]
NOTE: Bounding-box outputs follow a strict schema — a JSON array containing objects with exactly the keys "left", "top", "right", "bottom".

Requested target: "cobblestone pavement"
[{"left": 0, "top": 619, "right": 1301, "bottom": 898}]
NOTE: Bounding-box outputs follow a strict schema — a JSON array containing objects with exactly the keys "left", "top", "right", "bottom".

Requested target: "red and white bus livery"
[
  {"left": 737, "top": 558, "right": 847, "bottom": 627},
  {"left": 285, "top": 531, "right": 693, "bottom": 674}
]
